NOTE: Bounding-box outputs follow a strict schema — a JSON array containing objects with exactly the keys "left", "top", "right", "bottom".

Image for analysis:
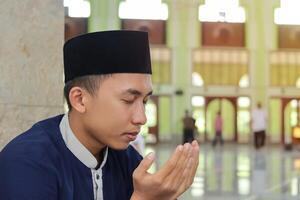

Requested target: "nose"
[{"left": 132, "top": 103, "right": 147, "bottom": 126}]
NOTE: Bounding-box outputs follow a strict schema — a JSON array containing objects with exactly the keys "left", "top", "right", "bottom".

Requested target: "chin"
[{"left": 109, "top": 142, "right": 130, "bottom": 150}]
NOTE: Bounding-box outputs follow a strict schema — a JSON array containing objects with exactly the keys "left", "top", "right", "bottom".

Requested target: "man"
[
  {"left": 251, "top": 102, "right": 267, "bottom": 149},
  {"left": 0, "top": 31, "right": 199, "bottom": 200},
  {"left": 182, "top": 109, "right": 196, "bottom": 143}
]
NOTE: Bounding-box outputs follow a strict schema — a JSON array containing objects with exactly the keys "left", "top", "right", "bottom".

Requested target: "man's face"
[{"left": 82, "top": 73, "right": 152, "bottom": 150}]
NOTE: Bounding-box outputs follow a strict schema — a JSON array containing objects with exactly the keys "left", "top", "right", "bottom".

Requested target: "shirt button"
[{"left": 96, "top": 174, "right": 100, "bottom": 180}]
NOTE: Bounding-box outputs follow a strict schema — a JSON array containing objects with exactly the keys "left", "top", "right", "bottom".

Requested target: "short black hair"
[{"left": 64, "top": 74, "right": 111, "bottom": 111}]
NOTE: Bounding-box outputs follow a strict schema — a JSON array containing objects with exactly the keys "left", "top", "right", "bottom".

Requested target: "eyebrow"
[{"left": 123, "top": 88, "right": 153, "bottom": 97}]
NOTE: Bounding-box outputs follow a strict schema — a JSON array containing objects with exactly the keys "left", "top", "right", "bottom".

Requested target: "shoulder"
[
  {"left": 0, "top": 116, "right": 65, "bottom": 199},
  {"left": 0, "top": 115, "right": 64, "bottom": 168}
]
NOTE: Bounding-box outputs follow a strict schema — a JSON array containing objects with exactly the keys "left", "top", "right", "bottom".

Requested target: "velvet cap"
[{"left": 63, "top": 30, "right": 152, "bottom": 83}]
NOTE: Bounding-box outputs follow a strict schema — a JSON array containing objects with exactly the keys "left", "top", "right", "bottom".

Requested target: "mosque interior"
[{"left": 2, "top": 0, "right": 300, "bottom": 199}]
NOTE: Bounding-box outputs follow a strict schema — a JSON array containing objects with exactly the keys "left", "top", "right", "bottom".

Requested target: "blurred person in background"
[
  {"left": 251, "top": 102, "right": 268, "bottom": 149},
  {"left": 212, "top": 111, "right": 224, "bottom": 147},
  {"left": 182, "top": 109, "right": 196, "bottom": 143}
]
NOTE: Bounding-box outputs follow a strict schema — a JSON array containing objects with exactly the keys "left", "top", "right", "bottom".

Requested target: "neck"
[{"left": 68, "top": 111, "right": 105, "bottom": 160}]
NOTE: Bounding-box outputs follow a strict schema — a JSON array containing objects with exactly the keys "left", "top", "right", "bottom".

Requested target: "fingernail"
[
  {"left": 184, "top": 143, "right": 188, "bottom": 150},
  {"left": 185, "top": 143, "right": 191, "bottom": 151},
  {"left": 177, "top": 145, "right": 183, "bottom": 151},
  {"left": 147, "top": 152, "right": 155, "bottom": 160}
]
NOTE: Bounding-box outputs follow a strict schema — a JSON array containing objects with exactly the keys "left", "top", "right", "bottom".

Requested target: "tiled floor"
[{"left": 145, "top": 143, "right": 300, "bottom": 200}]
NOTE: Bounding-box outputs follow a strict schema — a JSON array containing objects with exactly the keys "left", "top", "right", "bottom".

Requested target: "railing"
[
  {"left": 192, "top": 47, "right": 249, "bottom": 86},
  {"left": 150, "top": 46, "right": 171, "bottom": 84},
  {"left": 269, "top": 50, "right": 300, "bottom": 87}
]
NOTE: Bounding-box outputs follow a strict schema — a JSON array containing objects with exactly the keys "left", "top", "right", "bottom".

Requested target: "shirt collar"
[{"left": 59, "top": 114, "right": 108, "bottom": 169}]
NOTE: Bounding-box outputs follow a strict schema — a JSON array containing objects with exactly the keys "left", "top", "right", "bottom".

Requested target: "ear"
[{"left": 69, "top": 86, "right": 89, "bottom": 113}]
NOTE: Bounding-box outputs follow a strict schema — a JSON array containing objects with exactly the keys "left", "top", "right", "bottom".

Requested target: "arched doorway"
[
  {"left": 282, "top": 98, "right": 300, "bottom": 144},
  {"left": 205, "top": 97, "right": 237, "bottom": 142}
]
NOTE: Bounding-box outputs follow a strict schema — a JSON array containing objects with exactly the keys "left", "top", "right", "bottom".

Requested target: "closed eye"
[{"left": 122, "top": 99, "right": 134, "bottom": 104}]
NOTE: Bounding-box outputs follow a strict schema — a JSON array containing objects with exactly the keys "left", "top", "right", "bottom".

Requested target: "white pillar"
[{"left": 0, "top": 1, "right": 64, "bottom": 149}]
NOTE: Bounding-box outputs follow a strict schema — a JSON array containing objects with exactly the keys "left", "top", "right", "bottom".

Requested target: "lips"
[{"left": 123, "top": 131, "right": 139, "bottom": 141}]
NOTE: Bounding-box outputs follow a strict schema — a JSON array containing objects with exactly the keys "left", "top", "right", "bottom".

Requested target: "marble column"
[{"left": 0, "top": 1, "right": 64, "bottom": 149}]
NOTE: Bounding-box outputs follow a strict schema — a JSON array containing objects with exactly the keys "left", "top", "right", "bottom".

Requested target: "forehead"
[{"left": 100, "top": 73, "right": 152, "bottom": 93}]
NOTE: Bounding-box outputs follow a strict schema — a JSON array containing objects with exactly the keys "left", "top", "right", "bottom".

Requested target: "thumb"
[{"left": 135, "top": 152, "right": 155, "bottom": 175}]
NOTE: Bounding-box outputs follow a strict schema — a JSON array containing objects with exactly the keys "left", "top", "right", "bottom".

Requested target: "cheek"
[{"left": 87, "top": 99, "right": 131, "bottom": 130}]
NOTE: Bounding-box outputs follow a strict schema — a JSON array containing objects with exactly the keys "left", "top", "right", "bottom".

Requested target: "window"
[
  {"left": 64, "top": 0, "right": 91, "bottom": 18},
  {"left": 119, "top": 0, "right": 168, "bottom": 20},
  {"left": 239, "top": 74, "right": 249, "bottom": 88},
  {"left": 275, "top": 0, "right": 300, "bottom": 25},
  {"left": 199, "top": 0, "right": 245, "bottom": 23}
]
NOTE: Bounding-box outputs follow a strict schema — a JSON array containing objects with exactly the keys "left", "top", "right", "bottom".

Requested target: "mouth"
[{"left": 123, "top": 131, "right": 139, "bottom": 141}]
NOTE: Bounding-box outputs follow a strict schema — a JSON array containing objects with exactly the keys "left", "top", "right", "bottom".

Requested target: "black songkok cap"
[{"left": 63, "top": 30, "right": 152, "bottom": 83}]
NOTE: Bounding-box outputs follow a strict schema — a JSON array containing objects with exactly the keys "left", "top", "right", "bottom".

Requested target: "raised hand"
[{"left": 131, "top": 140, "right": 199, "bottom": 200}]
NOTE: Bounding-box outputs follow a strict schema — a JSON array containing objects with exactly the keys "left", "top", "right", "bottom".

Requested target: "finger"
[
  {"left": 165, "top": 143, "right": 192, "bottom": 184},
  {"left": 176, "top": 141, "right": 199, "bottom": 191},
  {"left": 176, "top": 141, "right": 199, "bottom": 194},
  {"left": 156, "top": 145, "right": 183, "bottom": 178},
  {"left": 185, "top": 141, "right": 200, "bottom": 186},
  {"left": 168, "top": 143, "right": 194, "bottom": 196},
  {"left": 134, "top": 152, "right": 155, "bottom": 177},
  {"left": 176, "top": 156, "right": 194, "bottom": 196}
]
